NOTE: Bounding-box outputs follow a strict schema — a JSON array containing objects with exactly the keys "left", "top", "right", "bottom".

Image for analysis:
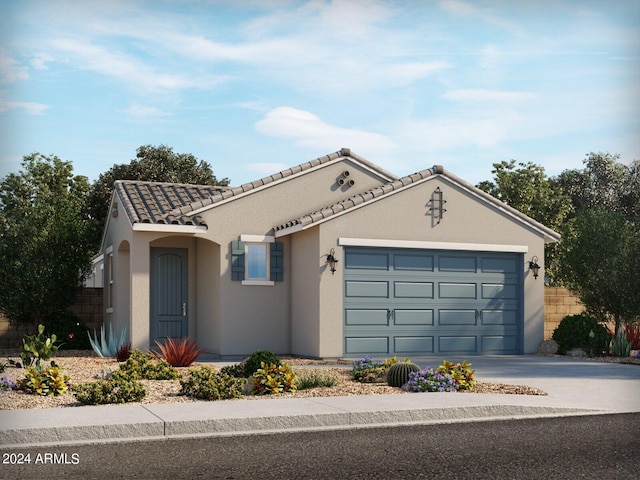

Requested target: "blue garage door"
[{"left": 343, "top": 247, "right": 523, "bottom": 356}]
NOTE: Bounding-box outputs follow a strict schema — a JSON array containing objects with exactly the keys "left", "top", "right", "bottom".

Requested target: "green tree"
[
  {"left": 553, "top": 152, "right": 639, "bottom": 223},
  {"left": 477, "top": 160, "right": 572, "bottom": 284},
  {"left": 557, "top": 208, "right": 640, "bottom": 336},
  {"left": 85, "top": 144, "right": 230, "bottom": 249},
  {"left": 0, "top": 154, "right": 93, "bottom": 331}
]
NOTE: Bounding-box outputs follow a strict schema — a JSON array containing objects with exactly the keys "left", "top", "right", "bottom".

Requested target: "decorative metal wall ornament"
[{"left": 427, "top": 187, "right": 447, "bottom": 225}]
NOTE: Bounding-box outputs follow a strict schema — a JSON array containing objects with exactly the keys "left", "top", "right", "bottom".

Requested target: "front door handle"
[{"left": 182, "top": 303, "right": 187, "bottom": 316}]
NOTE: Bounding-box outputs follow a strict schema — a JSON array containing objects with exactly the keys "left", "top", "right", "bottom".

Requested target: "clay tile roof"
[{"left": 114, "top": 180, "right": 228, "bottom": 228}]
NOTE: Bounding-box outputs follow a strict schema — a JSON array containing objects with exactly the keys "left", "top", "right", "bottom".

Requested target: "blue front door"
[{"left": 150, "top": 248, "right": 188, "bottom": 346}]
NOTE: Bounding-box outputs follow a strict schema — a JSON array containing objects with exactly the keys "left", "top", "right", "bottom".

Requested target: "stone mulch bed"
[{"left": 2, "top": 350, "right": 635, "bottom": 410}]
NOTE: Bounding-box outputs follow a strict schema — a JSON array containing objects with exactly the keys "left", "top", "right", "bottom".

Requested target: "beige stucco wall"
[
  {"left": 104, "top": 156, "right": 391, "bottom": 354},
  {"left": 192, "top": 158, "right": 390, "bottom": 356},
  {"left": 104, "top": 157, "right": 550, "bottom": 357},
  {"left": 293, "top": 175, "right": 547, "bottom": 357}
]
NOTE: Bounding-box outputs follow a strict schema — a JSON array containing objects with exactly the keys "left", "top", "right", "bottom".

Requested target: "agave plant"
[
  {"left": 154, "top": 337, "right": 202, "bottom": 367},
  {"left": 88, "top": 323, "right": 128, "bottom": 358}
]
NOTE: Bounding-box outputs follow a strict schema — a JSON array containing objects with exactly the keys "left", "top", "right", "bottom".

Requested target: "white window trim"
[
  {"left": 240, "top": 235, "right": 275, "bottom": 286},
  {"left": 338, "top": 237, "right": 529, "bottom": 253}
]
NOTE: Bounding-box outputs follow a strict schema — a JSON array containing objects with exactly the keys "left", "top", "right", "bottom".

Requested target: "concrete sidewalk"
[{"left": 1, "top": 356, "right": 639, "bottom": 448}]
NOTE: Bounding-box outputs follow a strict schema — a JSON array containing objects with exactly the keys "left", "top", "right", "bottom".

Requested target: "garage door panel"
[
  {"left": 343, "top": 247, "right": 522, "bottom": 356},
  {"left": 345, "top": 309, "right": 389, "bottom": 326},
  {"left": 481, "top": 257, "right": 518, "bottom": 273},
  {"left": 439, "top": 255, "right": 477, "bottom": 272},
  {"left": 439, "top": 309, "right": 477, "bottom": 325},
  {"left": 394, "top": 281, "right": 434, "bottom": 298},
  {"left": 439, "top": 336, "right": 477, "bottom": 353},
  {"left": 482, "top": 283, "right": 517, "bottom": 299},
  {"left": 394, "top": 336, "right": 434, "bottom": 354},
  {"left": 482, "top": 309, "right": 517, "bottom": 325},
  {"left": 394, "top": 309, "right": 434, "bottom": 325},
  {"left": 345, "top": 337, "right": 389, "bottom": 355},
  {"left": 345, "top": 281, "right": 388, "bottom": 298},
  {"left": 394, "top": 254, "right": 434, "bottom": 271},
  {"left": 482, "top": 335, "right": 518, "bottom": 353},
  {"left": 345, "top": 251, "right": 389, "bottom": 270},
  {"left": 439, "top": 282, "right": 477, "bottom": 299}
]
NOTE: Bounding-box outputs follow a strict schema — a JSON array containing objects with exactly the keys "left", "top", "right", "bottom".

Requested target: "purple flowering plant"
[
  {"left": 403, "top": 367, "right": 458, "bottom": 393},
  {"left": 0, "top": 376, "right": 17, "bottom": 392},
  {"left": 352, "top": 355, "right": 398, "bottom": 383}
]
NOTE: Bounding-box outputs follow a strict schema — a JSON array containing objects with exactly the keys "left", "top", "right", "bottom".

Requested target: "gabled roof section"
[
  {"left": 169, "top": 148, "right": 398, "bottom": 218},
  {"left": 274, "top": 165, "right": 561, "bottom": 243},
  {"left": 114, "top": 180, "right": 227, "bottom": 229},
  {"left": 274, "top": 165, "right": 443, "bottom": 235}
]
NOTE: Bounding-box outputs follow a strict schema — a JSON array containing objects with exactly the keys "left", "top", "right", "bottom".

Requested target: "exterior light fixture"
[
  {"left": 529, "top": 256, "right": 540, "bottom": 279},
  {"left": 326, "top": 248, "right": 339, "bottom": 275}
]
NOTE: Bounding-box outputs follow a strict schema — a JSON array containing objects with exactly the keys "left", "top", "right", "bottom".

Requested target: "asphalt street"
[{"left": 2, "top": 413, "right": 638, "bottom": 480}]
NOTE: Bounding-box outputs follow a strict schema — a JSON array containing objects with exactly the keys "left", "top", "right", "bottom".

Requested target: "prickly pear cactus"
[{"left": 386, "top": 362, "right": 420, "bottom": 387}]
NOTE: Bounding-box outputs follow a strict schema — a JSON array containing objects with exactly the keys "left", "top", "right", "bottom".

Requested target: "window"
[
  {"left": 231, "top": 236, "right": 283, "bottom": 285},
  {"left": 105, "top": 246, "right": 114, "bottom": 312},
  {"left": 246, "top": 243, "right": 268, "bottom": 280}
]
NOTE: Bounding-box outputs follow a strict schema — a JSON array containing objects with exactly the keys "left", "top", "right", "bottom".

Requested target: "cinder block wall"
[
  {"left": 0, "top": 288, "right": 103, "bottom": 349},
  {"left": 544, "top": 287, "right": 584, "bottom": 339}
]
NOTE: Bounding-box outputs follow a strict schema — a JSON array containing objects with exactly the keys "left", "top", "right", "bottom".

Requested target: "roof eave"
[{"left": 132, "top": 224, "right": 208, "bottom": 233}]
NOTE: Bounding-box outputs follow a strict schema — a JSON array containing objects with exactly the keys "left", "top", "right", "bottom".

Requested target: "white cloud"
[
  {"left": 0, "top": 98, "right": 49, "bottom": 115},
  {"left": 0, "top": 50, "right": 28, "bottom": 83},
  {"left": 30, "top": 53, "right": 55, "bottom": 70},
  {"left": 255, "top": 106, "right": 396, "bottom": 152},
  {"left": 50, "top": 38, "right": 228, "bottom": 92},
  {"left": 439, "top": 0, "right": 525, "bottom": 36},
  {"left": 125, "top": 104, "right": 168, "bottom": 117},
  {"left": 443, "top": 89, "right": 536, "bottom": 102}
]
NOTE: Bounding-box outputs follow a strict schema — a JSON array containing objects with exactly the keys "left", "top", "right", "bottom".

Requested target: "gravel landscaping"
[{"left": 4, "top": 349, "right": 635, "bottom": 410}]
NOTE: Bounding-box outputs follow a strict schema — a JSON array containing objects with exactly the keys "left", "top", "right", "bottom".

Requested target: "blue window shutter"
[
  {"left": 231, "top": 241, "right": 245, "bottom": 281},
  {"left": 270, "top": 242, "right": 284, "bottom": 282}
]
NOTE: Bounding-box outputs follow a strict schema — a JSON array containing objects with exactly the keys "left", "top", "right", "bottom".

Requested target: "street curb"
[{"left": 0, "top": 403, "right": 601, "bottom": 448}]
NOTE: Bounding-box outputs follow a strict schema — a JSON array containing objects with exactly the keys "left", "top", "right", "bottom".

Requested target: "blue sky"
[{"left": 1, "top": 0, "right": 638, "bottom": 187}]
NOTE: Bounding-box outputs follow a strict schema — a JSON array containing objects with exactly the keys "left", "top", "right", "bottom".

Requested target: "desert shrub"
[
  {"left": 118, "top": 350, "right": 179, "bottom": 380},
  {"left": 552, "top": 314, "right": 611, "bottom": 356},
  {"left": 438, "top": 360, "right": 476, "bottom": 391},
  {"left": 625, "top": 323, "right": 640, "bottom": 349},
  {"left": 386, "top": 362, "right": 421, "bottom": 388},
  {"left": 87, "top": 322, "right": 128, "bottom": 358},
  {"left": 179, "top": 366, "right": 244, "bottom": 400},
  {"left": 403, "top": 368, "right": 457, "bottom": 393},
  {"left": 251, "top": 362, "right": 296, "bottom": 395},
  {"left": 20, "top": 324, "right": 59, "bottom": 369},
  {"left": 116, "top": 343, "right": 132, "bottom": 362},
  {"left": 73, "top": 377, "right": 146, "bottom": 405},
  {"left": 611, "top": 328, "right": 631, "bottom": 357},
  {"left": 219, "top": 363, "right": 247, "bottom": 378},
  {"left": 244, "top": 350, "right": 280, "bottom": 377},
  {"left": 45, "top": 312, "right": 91, "bottom": 350},
  {"left": 352, "top": 356, "right": 397, "bottom": 383},
  {"left": 296, "top": 370, "right": 338, "bottom": 390},
  {"left": 18, "top": 365, "right": 71, "bottom": 396},
  {"left": 154, "top": 337, "right": 202, "bottom": 367}
]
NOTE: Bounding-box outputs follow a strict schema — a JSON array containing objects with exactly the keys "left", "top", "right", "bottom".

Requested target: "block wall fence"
[
  {"left": 0, "top": 288, "right": 103, "bottom": 350},
  {"left": 1, "top": 287, "right": 583, "bottom": 350}
]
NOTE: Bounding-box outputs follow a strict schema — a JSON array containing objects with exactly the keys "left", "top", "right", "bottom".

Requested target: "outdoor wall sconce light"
[
  {"left": 326, "top": 248, "right": 339, "bottom": 275},
  {"left": 529, "top": 256, "right": 540, "bottom": 279}
]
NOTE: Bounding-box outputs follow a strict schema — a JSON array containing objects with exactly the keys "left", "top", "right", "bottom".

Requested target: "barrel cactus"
[{"left": 386, "top": 362, "right": 421, "bottom": 387}]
